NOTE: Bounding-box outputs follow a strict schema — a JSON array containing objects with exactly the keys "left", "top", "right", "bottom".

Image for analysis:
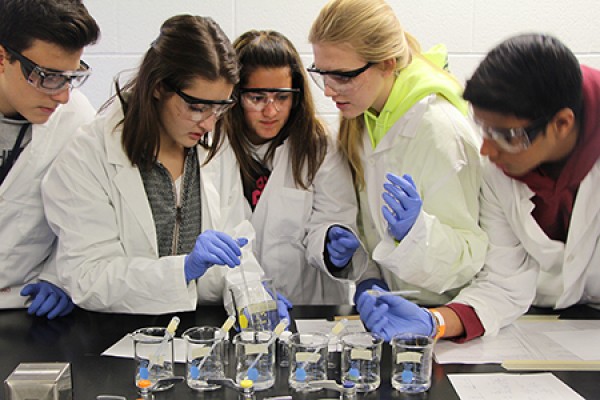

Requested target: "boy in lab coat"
[
  {"left": 0, "top": 0, "right": 99, "bottom": 318},
  {"left": 357, "top": 33, "right": 600, "bottom": 342}
]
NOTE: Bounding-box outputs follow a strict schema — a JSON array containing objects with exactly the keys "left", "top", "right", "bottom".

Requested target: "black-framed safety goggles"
[{"left": 3, "top": 44, "right": 91, "bottom": 94}]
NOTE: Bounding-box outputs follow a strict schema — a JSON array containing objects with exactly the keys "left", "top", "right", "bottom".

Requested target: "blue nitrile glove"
[
  {"left": 184, "top": 231, "right": 248, "bottom": 283},
  {"left": 276, "top": 292, "right": 293, "bottom": 327},
  {"left": 353, "top": 278, "right": 389, "bottom": 305},
  {"left": 381, "top": 173, "right": 422, "bottom": 242},
  {"left": 356, "top": 285, "right": 433, "bottom": 342},
  {"left": 326, "top": 226, "right": 360, "bottom": 268},
  {"left": 263, "top": 283, "right": 293, "bottom": 328},
  {"left": 20, "top": 281, "right": 75, "bottom": 319}
]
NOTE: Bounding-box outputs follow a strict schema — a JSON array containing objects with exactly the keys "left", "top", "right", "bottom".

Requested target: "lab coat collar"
[
  {"left": 511, "top": 175, "right": 554, "bottom": 253},
  {"left": 0, "top": 112, "right": 56, "bottom": 194},
  {"left": 363, "top": 96, "right": 429, "bottom": 156}
]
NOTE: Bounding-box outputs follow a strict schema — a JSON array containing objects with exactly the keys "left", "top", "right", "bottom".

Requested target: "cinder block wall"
[{"left": 81, "top": 0, "right": 600, "bottom": 130}]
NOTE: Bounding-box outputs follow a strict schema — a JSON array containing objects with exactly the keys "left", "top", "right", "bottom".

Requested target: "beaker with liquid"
[
  {"left": 182, "top": 326, "right": 226, "bottom": 391},
  {"left": 340, "top": 332, "right": 382, "bottom": 392}
]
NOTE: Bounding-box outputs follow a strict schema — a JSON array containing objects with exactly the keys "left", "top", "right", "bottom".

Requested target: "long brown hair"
[
  {"left": 113, "top": 15, "right": 239, "bottom": 170},
  {"left": 218, "top": 30, "right": 327, "bottom": 190}
]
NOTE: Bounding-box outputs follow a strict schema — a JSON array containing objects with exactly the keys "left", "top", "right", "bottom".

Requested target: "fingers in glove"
[
  {"left": 386, "top": 173, "right": 419, "bottom": 198},
  {"left": 356, "top": 290, "right": 376, "bottom": 314},
  {"left": 36, "top": 291, "right": 60, "bottom": 317},
  {"left": 46, "top": 293, "right": 72, "bottom": 320},
  {"left": 364, "top": 302, "right": 389, "bottom": 330}
]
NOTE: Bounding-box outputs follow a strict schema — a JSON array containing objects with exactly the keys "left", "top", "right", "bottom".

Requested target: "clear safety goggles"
[
  {"left": 3, "top": 45, "right": 91, "bottom": 94},
  {"left": 239, "top": 88, "right": 300, "bottom": 112},
  {"left": 307, "top": 62, "right": 374, "bottom": 94},
  {"left": 164, "top": 81, "right": 236, "bottom": 123},
  {"left": 472, "top": 113, "right": 550, "bottom": 153}
]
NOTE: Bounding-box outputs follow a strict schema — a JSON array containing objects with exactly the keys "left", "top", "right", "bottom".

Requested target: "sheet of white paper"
[
  {"left": 448, "top": 373, "right": 584, "bottom": 400},
  {"left": 435, "top": 318, "right": 600, "bottom": 364},
  {"left": 543, "top": 329, "right": 600, "bottom": 361},
  {"left": 102, "top": 334, "right": 187, "bottom": 363},
  {"left": 295, "top": 319, "right": 365, "bottom": 351}
]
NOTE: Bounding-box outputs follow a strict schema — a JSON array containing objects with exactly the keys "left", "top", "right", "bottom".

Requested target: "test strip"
[{"left": 331, "top": 319, "right": 348, "bottom": 336}]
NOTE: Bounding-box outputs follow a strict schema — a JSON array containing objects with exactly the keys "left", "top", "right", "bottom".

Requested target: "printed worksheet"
[
  {"left": 448, "top": 373, "right": 584, "bottom": 400},
  {"left": 435, "top": 317, "right": 600, "bottom": 365}
]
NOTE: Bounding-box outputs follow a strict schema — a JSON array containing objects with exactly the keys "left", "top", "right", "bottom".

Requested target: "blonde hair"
[{"left": 309, "top": 0, "right": 422, "bottom": 189}]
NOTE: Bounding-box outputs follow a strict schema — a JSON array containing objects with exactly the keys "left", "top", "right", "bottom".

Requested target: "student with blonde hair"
[{"left": 308, "top": 0, "right": 487, "bottom": 307}]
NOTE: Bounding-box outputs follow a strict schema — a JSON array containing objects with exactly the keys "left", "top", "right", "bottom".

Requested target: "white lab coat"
[
  {"left": 0, "top": 91, "right": 95, "bottom": 308},
  {"left": 247, "top": 136, "right": 369, "bottom": 305},
  {"left": 453, "top": 159, "right": 600, "bottom": 336},
  {"left": 41, "top": 102, "right": 263, "bottom": 314},
  {"left": 359, "top": 95, "right": 488, "bottom": 305}
]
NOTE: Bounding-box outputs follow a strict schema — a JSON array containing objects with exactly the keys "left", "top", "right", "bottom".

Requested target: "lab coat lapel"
[
  {"left": 512, "top": 182, "right": 549, "bottom": 249},
  {"left": 197, "top": 146, "right": 219, "bottom": 229},
  {"left": 107, "top": 130, "right": 157, "bottom": 252},
  {"left": 562, "top": 163, "right": 600, "bottom": 290},
  {"left": 251, "top": 141, "right": 287, "bottom": 224},
  {"left": 0, "top": 124, "right": 40, "bottom": 195}
]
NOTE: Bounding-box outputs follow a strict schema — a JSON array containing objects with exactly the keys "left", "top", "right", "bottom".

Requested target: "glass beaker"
[
  {"left": 229, "top": 278, "right": 280, "bottom": 331},
  {"left": 391, "top": 333, "right": 433, "bottom": 393},
  {"left": 182, "top": 326, "right": 226, "bottom": 391},
  {"left": 132, "top": 327, "right": 175, "bottom": 392},
  {"left": 234, "top": 330, "right": 275, "bottom": 391},
  {"left": 340, "top": 332, "right": 382, "bottom": 392},
  {"left": 288, "top": 333, "right": 329, "bottom": 392}
]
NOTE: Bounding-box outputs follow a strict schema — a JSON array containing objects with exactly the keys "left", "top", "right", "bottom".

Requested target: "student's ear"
[
  {"left": 380, "top": 58, "right": 397, "bottom": 77},
  {"left": 153, "top": 83, "right": 163, "bottom": 100},
  {"left": 549, "top": 107, "right": 576, "bottom": 141}
]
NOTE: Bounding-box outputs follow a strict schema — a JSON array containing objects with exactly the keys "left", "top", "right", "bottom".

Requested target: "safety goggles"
[
  {"left": 3, "top": 45, "right": 91, "bottom": 94},
  {"left": 164, "top": 81, "right": 236, "bottom": 122},
  {"left": 473, "top": 114, "right": 550, "bottom": 153},
  {"left": 307, "top": 62, "right": 374, "bottom": 94},
  {"left": 239, "top": 88, "right": 300, "bottom": 112}
]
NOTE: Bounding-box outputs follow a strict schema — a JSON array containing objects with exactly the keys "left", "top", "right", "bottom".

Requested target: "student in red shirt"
[{"left": 358, "top": 33, "right": 600, "bottom": 341}]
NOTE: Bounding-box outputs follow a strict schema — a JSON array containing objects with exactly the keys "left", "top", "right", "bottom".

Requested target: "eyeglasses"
[
  {"left": 239, "top": 88, "right": 300, "bottom": 112},
  {"left": 164, "top": 81, "right": 236, "bottom": 122},
  {"left": 2, "top": 44, "right": 91, "bottom": 94},
  {"left": 307, "top": 62, "right": 374, "bottom": 94},
  {"left": 474, "top": 115, "right": 551, "bottom": 153}
]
